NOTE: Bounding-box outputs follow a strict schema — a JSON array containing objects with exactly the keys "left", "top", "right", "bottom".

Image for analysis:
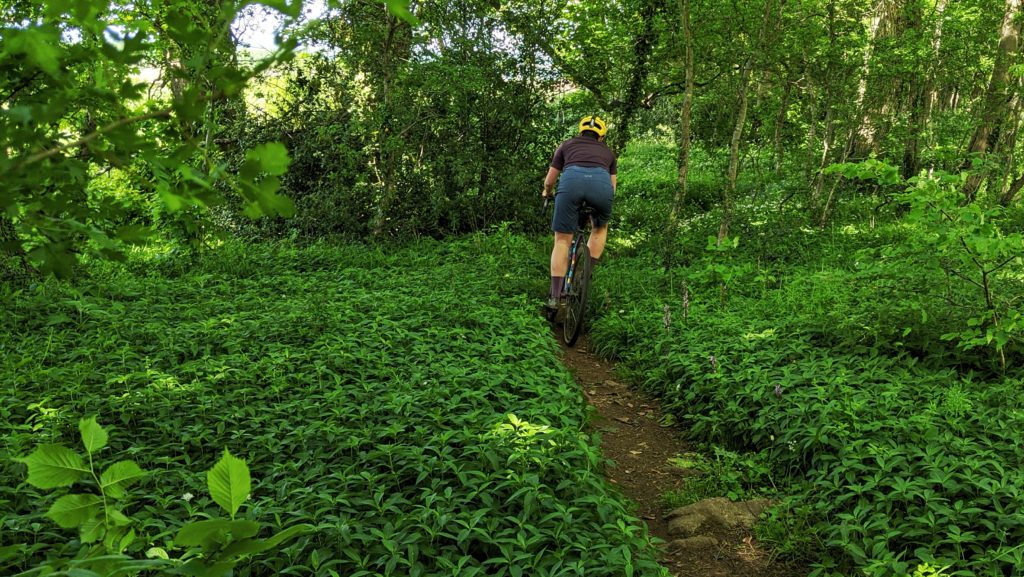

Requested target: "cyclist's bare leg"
[
  {"left": 587, "top": 224, "right": 608, "bottom": 259},
  {"left": 551, "top": 232, "right": 573, "bottom": 276}
]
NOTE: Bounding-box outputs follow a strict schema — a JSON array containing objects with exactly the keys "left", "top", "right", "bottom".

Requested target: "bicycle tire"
[{"left": 563, "top": 243, "right": 591, "bottom": 346}]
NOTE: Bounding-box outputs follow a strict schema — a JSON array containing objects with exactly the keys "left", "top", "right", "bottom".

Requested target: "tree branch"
[
  {"left": 987, "top": 253, "right": 1020, "bottom": 274},
  {"left": 641, "top": 66, "right": 731, "bottom": 108},
  {"left": 11, "top": 108, "right": 175, "bottom": 171},
  {"left": 946, "top": 266, "right": 985, "bottom": 290}
]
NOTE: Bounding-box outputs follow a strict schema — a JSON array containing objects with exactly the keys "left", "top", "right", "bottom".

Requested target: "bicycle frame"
[
  {"left": 562, "top": 231, "right": 587, "bottom": 296},
  {"left": 562, "top": 206, "right": 592, "bottom": 298}
]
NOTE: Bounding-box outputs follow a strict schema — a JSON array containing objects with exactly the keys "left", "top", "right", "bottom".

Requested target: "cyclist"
[{"left": 542, "top": 115, "right": 617, "bottom": 314}]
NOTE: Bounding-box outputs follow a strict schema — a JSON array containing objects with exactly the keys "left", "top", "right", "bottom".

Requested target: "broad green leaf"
[
  {"left": 384, "top": 0, "right": 419, "bottom": 25},
  {"left": 219, "top": 524, "right": 314, "bottom": 557},
  {"left": 79, "top": 416, "right": 108, "bottom": 455},
  {"left": 176, "top": 558, "right": 238, "bottom": 577},
  {"left": 17, "top": 444, "right": 89, "bottom": 489},
  {"left": 100, "top": 461, "right": 146, "bottom": 499},
  {"left": 80, "top": 517, "right": 104, "bottom": 543},
  {"left": 4, "top": 28, "right": 62, "bottom": 76},
  {"left": 115, "top": 224, "right": 156, "bottom": 244},
  {"left": 175, "top": 519, "right": 232, "bottom": 548},
  {"left": 0, "top": 544, "right": 27, "bottom": 562},
  {"left": 176, "top": 519, "right": 259, "bottom": 548},
  {"left": 146, "top": 547, "right": 169, "bottom": 560},
  {"left": 207, "top": 449, "right": 250, "bottom": 519},
  {"left": 106, "top": 507, "right": 132, "bottom": 527},
  {"left": 47, "top": 494, "right": 102, "bottom": 528},
  {"left": 117, "top": 528, "right": 136, "bottom": 553},
  {"left": 247, "top": 142, "right": 291, "bottom": 176}
]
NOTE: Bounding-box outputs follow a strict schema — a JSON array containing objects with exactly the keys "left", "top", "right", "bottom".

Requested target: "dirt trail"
[{"left": 558, "top": 336, "right": 804, "bottom": 577}]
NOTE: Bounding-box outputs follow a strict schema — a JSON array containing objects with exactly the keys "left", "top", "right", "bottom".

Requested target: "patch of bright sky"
[{"left": 233, "top": 0, "right": 327, "bottom": 52}]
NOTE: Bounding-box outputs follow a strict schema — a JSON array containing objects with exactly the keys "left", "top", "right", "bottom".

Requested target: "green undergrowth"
[
  {"left": 587, "top": 197, "right": 1024, "bottom": 576},
  {"left": 660, "top": 447, "right": 774, "bottom": 511},
  {"left": 0, "top": 233, "right": 667, "bottom": 576}
]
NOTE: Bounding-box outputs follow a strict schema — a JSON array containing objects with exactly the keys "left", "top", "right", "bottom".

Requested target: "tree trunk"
[
  {"left": 720, "top": 59, "right": 753, "bottom": 245},
  {"left": 0, "top": 215, "right": 34, "bottom": 281},
  {"left": 850, "top": 1, "right": 884, "bottom": 160},
  {"left": 804, "top": 85, "right": 818, "bottom": 182},
  {"left": 810, "top": 106, "right": 835, "bottom": 211},
  {"left": 852, "top": 0, "right": 913, "bottom": 160},
  {"left": 670, "top": 0, "right": 694, "bottom": 224},
  {"left": 1000, "top": 173, "right": 1024, "bottom": 205},
  {"left": 905, "top": 0, "right": 948, "bottom": 178},
  {"left": 773, "top": 76, "right": 792, "bottom": 175},
  {"left": 371, "top": 5, "right": 413, "bottom": 237},
  {"left": 615, "top": 0, "right": 659, "bottom": 152},
  {"left": 720, "top": 0, "right": 775, "bottom": 245},
  {"left": 962, "top": 0, "right": 1022, "bottom": 201},
  {"left": 808, "top": 0, "right": 837, "bottom": 217},
  {"left": 989, "top": 89, "right": 1023, "bottom": 197},
  {"left": 925, "top": 0, "right": 948, "bottom": 134}
]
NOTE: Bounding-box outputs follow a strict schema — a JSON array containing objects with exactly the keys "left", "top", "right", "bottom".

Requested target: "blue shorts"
[{"left": 552, "top": 166, "right": 614, "bottom": 233}]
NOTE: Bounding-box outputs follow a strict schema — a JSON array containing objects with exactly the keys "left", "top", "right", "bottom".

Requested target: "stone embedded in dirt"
[
  {"left": 665, "top": 498, "right": 771, "bottom": 538},
  {"left": 614, "top": 416, "right": 631, "bottom": 424},
  {"left": 668, "top": 511, "right": 706, "bottom": 537},
  {"left": 604, "top": 379, "right": 621, "bottom": 387},
  {"left": 666, "top": 535, "right": 720, "bottom": 553}
]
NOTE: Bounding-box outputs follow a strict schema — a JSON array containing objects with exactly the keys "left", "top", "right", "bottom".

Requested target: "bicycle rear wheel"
[{"left": 563, "top": 243, "right": 591, "bottom": 347}]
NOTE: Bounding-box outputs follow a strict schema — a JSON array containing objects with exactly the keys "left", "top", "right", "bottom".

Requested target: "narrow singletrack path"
[{"left": 558, "top": 336, "right": 805, "bottom": 577}]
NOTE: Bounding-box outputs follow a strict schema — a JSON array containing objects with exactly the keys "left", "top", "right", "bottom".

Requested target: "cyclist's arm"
[
  {"left": 543, "top": 167, "right": 560, "bottom": 197},
  {"left": 611, "top": 174, "right": 617, "bottom": 192}
]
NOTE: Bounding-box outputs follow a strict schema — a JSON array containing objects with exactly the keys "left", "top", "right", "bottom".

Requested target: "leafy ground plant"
[
  {"left": 14, "top": 416, "right": 311, "bottom": 576},
  {"left": 661, "top": 447, "right": 772, "bottom": 509},
  {"left": 589, "top": 173, "right": 1024, "bottom": 577},
  {"left": 1, "top": 237, "right": 667, "bottom": 576}
]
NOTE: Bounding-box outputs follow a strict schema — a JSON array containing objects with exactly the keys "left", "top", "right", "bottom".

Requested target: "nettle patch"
[{"left": 1, "top": 238, "right": 666, "bottom": 576}]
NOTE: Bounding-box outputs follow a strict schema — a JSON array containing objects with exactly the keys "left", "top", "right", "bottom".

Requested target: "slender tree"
[
  {"left": 720, "top": 0, "right": 777, "bottom": 244},
  {"left": 962, "top": 0, "right": 1022, "bottom": 201},
  {"left": 670, "top": 0, "right": 694, "bottom": 223}
]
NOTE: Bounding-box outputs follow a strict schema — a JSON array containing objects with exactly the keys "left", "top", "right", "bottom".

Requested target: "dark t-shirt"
[{"left": 550, "top": 136, "right": 617, "bottom": 175}]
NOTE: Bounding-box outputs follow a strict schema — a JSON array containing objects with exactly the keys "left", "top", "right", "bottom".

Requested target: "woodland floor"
[{"left": 557, "top": 335, "right": 806, "bottom": 577}]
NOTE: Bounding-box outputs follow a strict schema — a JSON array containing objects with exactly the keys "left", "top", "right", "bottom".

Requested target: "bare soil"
[{"left": 558, "top": 335, "right": 806, "bottom": 577}]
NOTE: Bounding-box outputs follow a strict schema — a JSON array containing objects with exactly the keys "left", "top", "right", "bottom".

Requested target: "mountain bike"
[{"left": 543, "top": 197, "right": 593, "bottom": 347}]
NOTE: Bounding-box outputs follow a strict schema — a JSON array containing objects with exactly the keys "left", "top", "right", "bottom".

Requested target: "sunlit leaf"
[
  {"left": 17, "top": 445, "right": 89, "bottom": 489},
  {"left": 207, "top": 449, "right": 250, "bottom": 519},
  {"left": 79, "top": 416, "right": 108, "bottom": 455},
  {"left": 46, "top": 494, "right": 102, "bottom": 528},
  {"left": 100, "top": 461, "right": 146, "bottom": 499}
]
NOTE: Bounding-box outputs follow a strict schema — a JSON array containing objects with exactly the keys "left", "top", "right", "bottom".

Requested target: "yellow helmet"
[{"left": 578, "top": 115, "right": 608, "bottom": 138}]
